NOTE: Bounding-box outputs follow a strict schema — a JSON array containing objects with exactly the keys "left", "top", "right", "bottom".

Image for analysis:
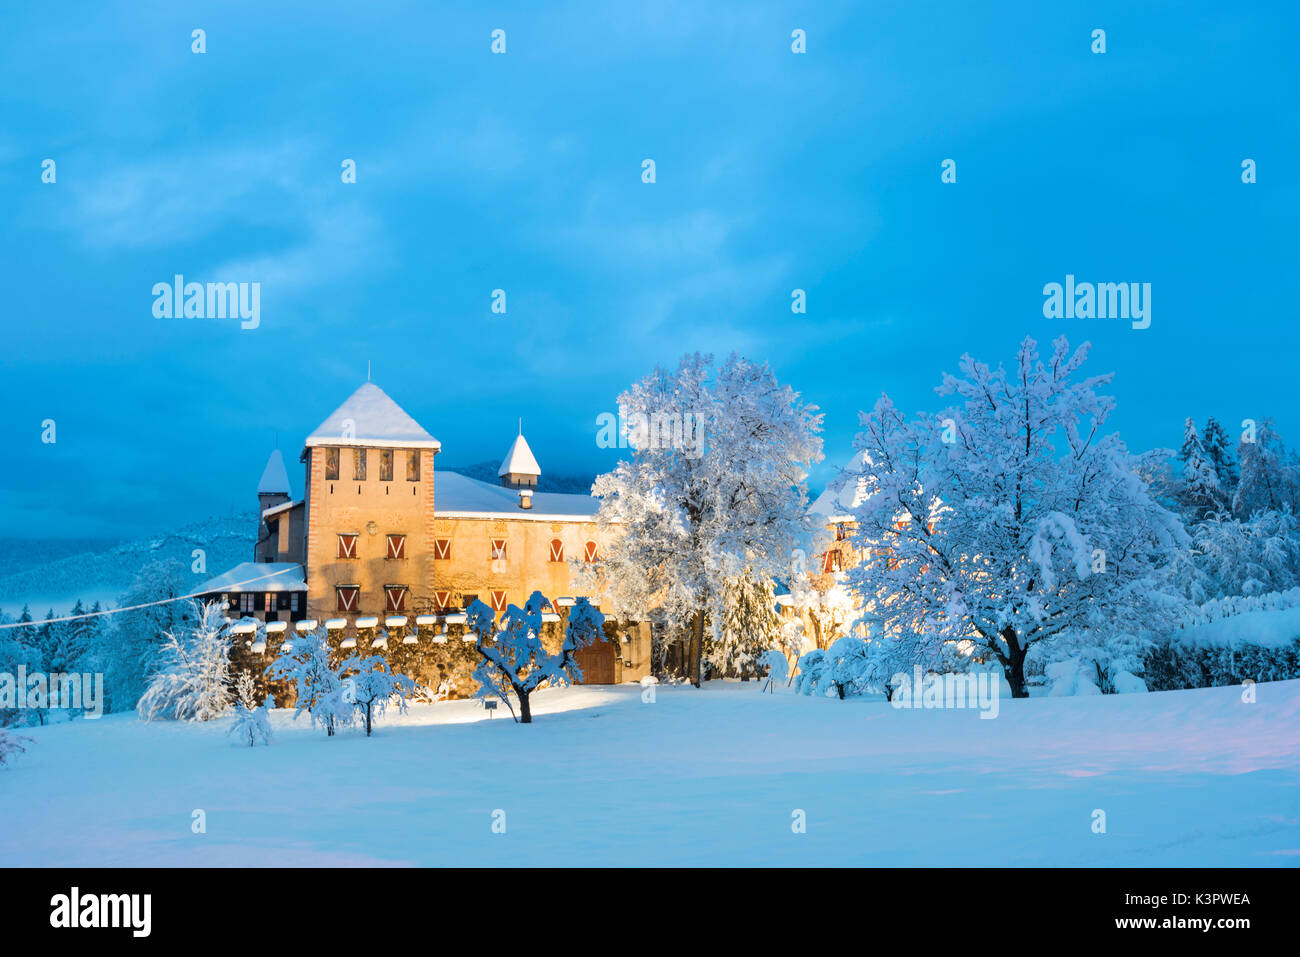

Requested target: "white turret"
[{"left": 498, "top": 425, "right": 541, "bottom": 489}]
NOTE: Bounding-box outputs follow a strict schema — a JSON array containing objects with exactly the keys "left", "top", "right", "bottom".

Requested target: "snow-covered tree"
[
  {"left": 1201, "top": 416, "right": 1237, "bottom": 495},
  {"left": 787, "top": 566, "right": 857, "bottom": 651},
  {"left": 844, "top": 336, "right": 1188, "bottom": 698},
  {"left": 1177, "top": 417, "right": 1224, "bottom": 520},
  {"left": 709, "top": 571, "right": 781, "bottom": 679},
  {"left": 228, "top": 671, "right": 272, "bottom": 746},
  {"left": 0, "top": 613, "right": 45, "bottom": 727},
  {"left": 137, "top": 601, "right": 234, "bottom": 722},
  {"left": 795, "top": 636, "right": 873, "bottom": 699},
  {"left": 339, "top": 654, "right": 416, "bottom": 736},
  {"left": 266, "top": 625, "right": 350, "bottom": 736},
  {"left": 1234, "top": 418, "right": 1299, "bottom": 518},
  {"left": 470, "top": 593, "right": 604, "bottom": 723},
  {"left": 105, "top": 559, "right": 198, "bottom": 714},
  {"left": 1187, "top": 507, "right": 1300, "bottom": 597},
  {"left": 580, "top": 352, "right": 823, "bottom": 685}
]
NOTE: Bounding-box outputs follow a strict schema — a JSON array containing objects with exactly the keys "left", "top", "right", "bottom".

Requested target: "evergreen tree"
[
  {"left": 1201, "top": 416, "right": 1237, "bottom": 495},
  {"left": 1177, "top": 418, "right": 1223, "bottom": 521},
  {"left": 711, "top": 572, "right": 781, "bottom": 679},
  {"left": 1234, "top": 418, "right": 1298, "bottom": 518}
]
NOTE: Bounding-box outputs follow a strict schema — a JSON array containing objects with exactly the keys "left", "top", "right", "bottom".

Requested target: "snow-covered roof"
[
  {"left": 436, "top": 470, "right": 596, "bottom": 521},
  {"left": 498, "top": 432, "right": 541, "bottom": 477},
  {"left": 262, "top": 499, "right": 302, "bottom": 520},
  {"left": 809, "top": 449, "right": 873, "bottom": 521},
  {"left": 258, "top": 449, "right": 291, "bottom": 495},
  {"left": 195, "top": 562, "right": 306, "bottom": 594},
  {"left": 304, "top": 383, "right": 441, "bottom": 451}
]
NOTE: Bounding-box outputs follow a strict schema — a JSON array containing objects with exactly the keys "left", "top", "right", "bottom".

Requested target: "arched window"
[
  {"left": 549, "top": 539, "right": 564, "bottom": 562},
  {"left": 583, "top": 541, "right": 599, "bottom": 562}
]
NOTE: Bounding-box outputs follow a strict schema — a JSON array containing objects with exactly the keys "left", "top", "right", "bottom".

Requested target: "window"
[
  {"left": 240, "top": 593, "right": 256, "bottom": 614},
  {"left": 433, "top": 591, "right": 451, "bottom": 611},
  {"left": 490, "top": 539, "right": 507, "bottom": 561},
  {"left": 379, "top": 449, "right": 394, "bottom": 481},
  {"left": 490, "top": 590, "right": 508, "bottom": 612},
  {"left": 385, "top": 586, "right": 408, "bottom": 613},
  {"left": 386, "top": 534, "right": 406, "bottom": 560},
  {"left": 835, "top": 523, "right": 848, "bottom": 541},
  {"left": 324, "top": 447, "right": 340, "bottom": 481},
  {"left": 583, "top": 541, "right": 599, "bottom": 562},
  {"left": 548, "top": 539, "right": 564, "bottom": 562},
  {"left": 264, "top": 593, "right": 275, "bottom": 613},
  {"left": 336, "top": 586, "right": 360, "bottom": 612},
  {"left": 407, "top": 451, "right": 420, "bottom": 482},
  {"left": 338, "top": 533, "right": 358, "bottom": 559},
  {"left": 822, "top": 549, "right": 843, "bottom": 573},
  {"left": 461, "top": 594, "right": 478, "bottom": 610},
  {"left": 290, "top": 593, "right": 300, "bottom": 612},
  {"left": 353, "top": 448, "right": 367, "bottom": 481},
  {"left": 433, "top": 539, "right": 451, "bottom": 560}
]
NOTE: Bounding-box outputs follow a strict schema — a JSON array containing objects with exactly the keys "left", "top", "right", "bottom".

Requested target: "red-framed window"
[
  {"left": 548, "top": 539, "right": 564, "bottom": 562},
  {"left": 490, "top": 539, "right": 507, "bottom": 561},
  {"left": 385, "top": 586, "right": 408, "bottom": 613},
  {"left": 386, "top": 534, "right": 406, "bottom": 560},
  {"left": 583, "top": 541, "right": 599, "bottom": 562},
  {"left": 338, "top": 533, "right": 358, "bottom": 559},
  {"left": 823, "top": 549, "right": 843, "bottom": 573},
  {"left": 432, "top": 591, "right": 451, "bottom": 611},
  {"left": 336, "top": 586, "right": 360, "bottom": 612},
  {"left": 433, "top": 539, "right": 451, "bottom": 560},
  {"left": 490, "top": 590, "right": 508, "bottom": 612}
]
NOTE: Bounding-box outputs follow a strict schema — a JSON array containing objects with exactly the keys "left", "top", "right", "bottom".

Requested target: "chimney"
[{"left": 518, "top": 488, "right": 533, "bottom": 510}]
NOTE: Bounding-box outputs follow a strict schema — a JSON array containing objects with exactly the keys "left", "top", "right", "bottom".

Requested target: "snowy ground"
[{"left": 1, "top": 680, "right": 1298, "bottom": 866}]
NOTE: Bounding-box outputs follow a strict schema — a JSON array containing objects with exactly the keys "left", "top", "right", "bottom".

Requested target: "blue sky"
[{"left": 2, "top": 1, "right": 1297, "bottom": 538}]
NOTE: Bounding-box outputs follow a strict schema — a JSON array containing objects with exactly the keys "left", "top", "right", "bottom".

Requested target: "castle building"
[{"left": 197, "top": 382, "right": 650, "bottom": 687}]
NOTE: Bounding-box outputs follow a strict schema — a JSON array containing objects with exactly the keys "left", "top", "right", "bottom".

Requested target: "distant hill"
[
  {"left": 0, "top": 513, "right": 257, "bottom": 617},
  {"left": 440, "top": 462, "right": 596, "bottom": 495}
]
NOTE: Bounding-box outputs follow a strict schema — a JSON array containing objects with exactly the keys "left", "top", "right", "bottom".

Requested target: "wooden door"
[{"left": 574, "top": 640, "right": 616, "bottom": 684}]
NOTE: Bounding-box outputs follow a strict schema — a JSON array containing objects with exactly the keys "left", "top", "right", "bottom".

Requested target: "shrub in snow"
[
  {"left": 137, "top": 601, "right": 234, "bottom": 722},
  {"left": 339, "top": 654, "right": 416, "bottom": 736},
  {"left": 0, "top": 728, "right": 31, "bottom": 766},
  {"left": 1045, "top": 659, "right": 1102, "bottom": 696},
  {"left": 228, "top": 672, "right": 272, "bottom": 747},
  {"left": 266, "top": 626, "right": 351, "bottom": 736},
  {"left": 469, "top": 593, "right": 604, "bottom": 724},
  {"left": 1034, "top": 629, "right": 1152, "bottom": 695},
  {"left": 1144, "top": 601, "right": 1300, "bottom": 691},
  {"left": 795, "top": 636, "right": 872, "bottom": 699},
  {"left": 757, "top": 649, "right": 789, "bottom": 686},
  {"left": 843, "top": 336, "right": 1188, "bottom": 698},
  {"left": 576, "top": 352, "right": 823, "bottom": 685}
]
